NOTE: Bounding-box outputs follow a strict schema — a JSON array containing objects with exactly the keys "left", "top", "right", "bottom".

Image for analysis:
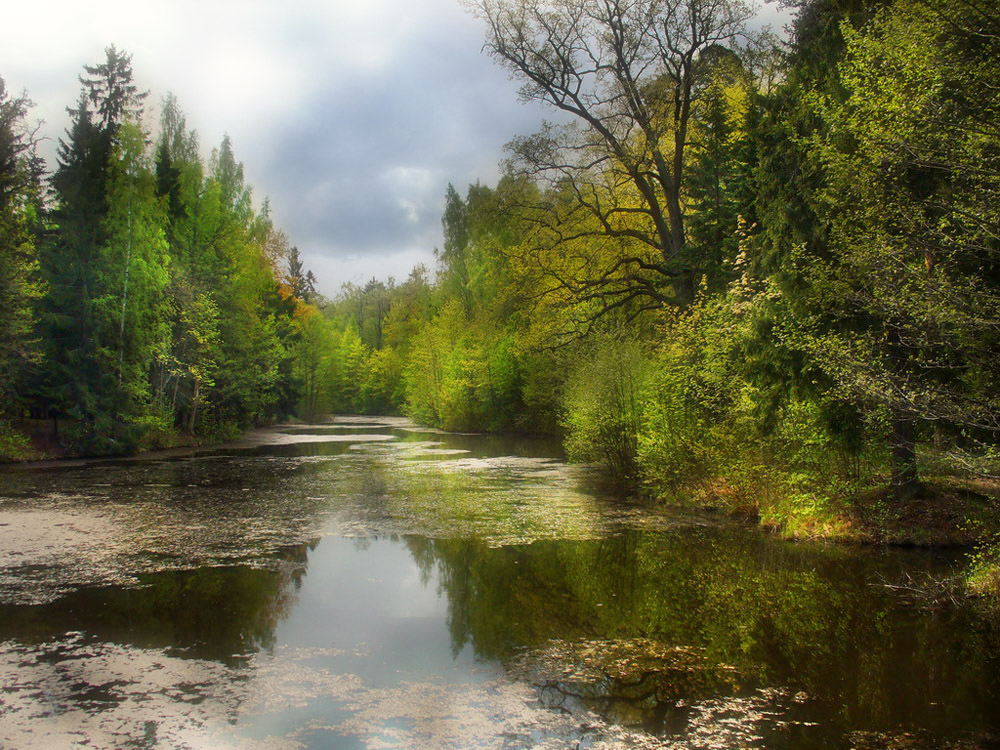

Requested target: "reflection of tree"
[
  {"left": 0, "top": 540, "right": 316, "bottom": 665},
  {"left": 405, "top": 531, "right": 1000, "bottom": 736}
]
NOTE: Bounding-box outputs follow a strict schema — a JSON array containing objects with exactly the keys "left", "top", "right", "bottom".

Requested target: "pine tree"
[{"left": 42, "top": 47, "right": 149, "bottom": 451}]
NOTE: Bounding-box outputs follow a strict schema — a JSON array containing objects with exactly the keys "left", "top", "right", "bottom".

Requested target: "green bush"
[
  {"left": 634, "top": 295, "right": 744, "bottom": 497},
  {"left": 562, "top": 334, "right": 651, "bottom": 485},
  {"left": 0, "top": 422, "right": 33, "bottom": 462}
]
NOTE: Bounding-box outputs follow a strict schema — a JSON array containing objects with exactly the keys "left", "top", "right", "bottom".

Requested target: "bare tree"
[{"left": 470, "top": 0, "right": 758, "bottom": 315}]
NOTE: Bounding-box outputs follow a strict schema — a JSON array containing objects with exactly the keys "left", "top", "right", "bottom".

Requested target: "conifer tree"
[
  {"left": 43, "top": 47, "right": 150, "bottom": 450},
  {"left": 0, "top": 77, "right": 43, "bottom": 420}
]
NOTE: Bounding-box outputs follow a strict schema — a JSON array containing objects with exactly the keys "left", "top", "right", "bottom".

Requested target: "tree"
[
  {"left": 798, "top": 0, "right": 1000, "bottom": 497},
  {"left": 79, "top": 45, "right": 147, "bottom": 133},
  {"left": 42, "top": 47, "right": 154, "bottom": 451},
  {"left": 472, "top": 0, "right": 758, "bottom": 313},
  {"left": 362, "top": 277, "right": 391, "bottom": 349},
  {"left": 440, "top": 183, "right": 473, "bottom": 316},
  {"left": 99, "top": 120, "right": 170, "bottom": 422},
  {"left": 43, "top": 94, "right": 114, "bottom": 440},
  {"left": 293, "top": 310, "right": 334, "bottom": 422},
  {"left": 685, "top": 60, "right": 757, "bottom": 288},
  {"left": 0, "top": 77, "right": 43, "bottom": 419},
  {"left": 286, "top": 245, "right": 317, "bottom": 303},
  {"left": 739, "top": 0, "right": 885, "bottom": 463}
]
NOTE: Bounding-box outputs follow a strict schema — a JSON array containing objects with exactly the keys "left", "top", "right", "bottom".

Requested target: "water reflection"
[
  {"left": 0, "top": 541, "right": 313, "bottom": 664},
  {"left": 1, "top": 419, "right": 999, "bottom": 748},
  {"left": 408, "top": 532, "right": 1000, "bottom": 745},
  {"left": 3, "top": 529, "right": 995, "bottom": 748}
]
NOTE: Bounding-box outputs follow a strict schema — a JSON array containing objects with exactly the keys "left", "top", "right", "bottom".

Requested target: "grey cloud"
[{"left": 255, "top": 8, "right": 548, "bottom": 264}]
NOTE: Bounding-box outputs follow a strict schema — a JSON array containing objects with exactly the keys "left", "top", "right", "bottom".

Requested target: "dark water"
[{"left": 1, "top": 417, "right": 998, "bottom": 749}]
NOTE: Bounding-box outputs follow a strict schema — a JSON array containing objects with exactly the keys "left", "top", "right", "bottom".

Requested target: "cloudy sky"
[{"left": 0, "top": 0, "right": 792, "bottom": 297}]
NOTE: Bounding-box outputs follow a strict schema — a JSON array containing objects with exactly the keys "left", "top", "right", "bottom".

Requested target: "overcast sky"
[{"left": 0, "top": 0, "right": 793, "bottom": 297}]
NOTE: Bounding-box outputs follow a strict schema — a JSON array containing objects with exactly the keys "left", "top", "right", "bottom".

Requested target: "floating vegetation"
[
  {"left": 0, "top": 635, "right": 794, "bottom": 750},
  {"left": 506, "top": 638, "right": 776, "bottom": 741}
]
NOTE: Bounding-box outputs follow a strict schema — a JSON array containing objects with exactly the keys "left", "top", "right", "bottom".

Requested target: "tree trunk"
[{"left": 188, "top": 378, "right": 199, "bottom": 434}]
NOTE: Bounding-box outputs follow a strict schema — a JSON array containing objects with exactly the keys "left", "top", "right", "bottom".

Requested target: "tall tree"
[
  {"left": 99, "top": 120, "right": 170, "bottom": 422},
  {"left": 440, "top": 183, "right": 473, "bottom": 316},
  {"left": 0, "top": 78, "right": 43, "bottom": 419},
  {"left": 43, "top": 94, "right": 113, "bottom": 437},
  {"left": 685, "top": 57, "right": 757, "bottom": 288},
  {"left": 79, "top": 45, "right": 146, "bottom": 133},
  {"left": 739, "top": 0, "right": 884, "bottom": 451},
  {"left": 42, "top": 46, "right": 152, "bottom": 449},
  {"left": 472, "top": 0, "right": 759, "bottom": 310},
  {"left": 286, "top": 245, "right": 317, "bottom": 303}
]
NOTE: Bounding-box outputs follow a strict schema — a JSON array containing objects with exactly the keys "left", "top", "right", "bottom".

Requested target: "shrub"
[
  {"left": 0, "top": 421, "right": 33, "bottom": 462},
  {"left": 562, "top": 334, "right": 651, "bottom": 485}
]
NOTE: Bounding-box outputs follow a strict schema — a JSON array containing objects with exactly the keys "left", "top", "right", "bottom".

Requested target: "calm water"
[{"left": 1, "top": 417, "right": 998, "bottom": 749}]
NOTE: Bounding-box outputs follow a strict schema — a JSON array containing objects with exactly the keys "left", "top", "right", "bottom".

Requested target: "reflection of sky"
[{"left": 273, "top": 537, "right": 486, "bottom": 689}]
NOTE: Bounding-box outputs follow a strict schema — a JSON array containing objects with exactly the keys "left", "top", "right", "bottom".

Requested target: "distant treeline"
[{"left": 1, "top": 47, "right": 324, "bottom": 456}]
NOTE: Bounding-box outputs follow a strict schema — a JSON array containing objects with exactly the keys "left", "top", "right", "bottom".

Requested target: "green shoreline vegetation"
[{"left": 2, "top": 0, "right": 999, "bottom": 600}]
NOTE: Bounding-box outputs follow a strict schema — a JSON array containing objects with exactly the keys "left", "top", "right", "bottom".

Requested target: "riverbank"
[
  {"left": 0, "top": 419, "right": 299, "bottom": 468},
  {"left": 668, "top": 470, "right": 1000, "bottom": 544},
  {"left": 665, "top": 471, "right": 1000, "bottom": 606},
  {"left": 0, "top": 415, "right": 417, "bottom": 471}
]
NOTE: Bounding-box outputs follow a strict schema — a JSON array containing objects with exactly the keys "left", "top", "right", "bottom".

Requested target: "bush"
[
  {"left": 0, "top": 421, "right": 33, "bottom": 462},
  {"left": 562, "top": 334, "right": 651, "bottom": 485},
  {"left": 635, "top": 296, "right": 742, "bottom": 497}
]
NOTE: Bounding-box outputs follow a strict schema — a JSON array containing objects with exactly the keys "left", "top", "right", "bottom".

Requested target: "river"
[{"left": 0, "top": 416, "right": 998, "bottom": 749}]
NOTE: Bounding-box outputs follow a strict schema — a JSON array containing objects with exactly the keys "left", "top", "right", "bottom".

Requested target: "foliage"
[
  {"left": 0, "top": 421, "right": 34, "bottom": 462},
  {"left": 776, "top": 0, "right": 1000, "bottom": 498},
  {"left": 0, "top": 76, "right": 43, "bottom": 420},
  {"left": 0, "top": 48, "right": 327, "bottom": 458},
  {"left": 562, "top": 333, "right": 651, "bottom": 484},
  {"left": 472, "top": 0, "right": 762, "bottom": 308}
]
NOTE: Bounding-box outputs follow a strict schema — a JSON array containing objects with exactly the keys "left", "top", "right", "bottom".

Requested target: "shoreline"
[{"left": 0, "top": 424, "right": 302, "bottom": 472}]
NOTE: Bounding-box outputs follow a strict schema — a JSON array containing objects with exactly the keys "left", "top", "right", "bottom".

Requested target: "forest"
[
  {"left": 1, "top": 48, "right": 321, "bottom": 457},
  {"left": 2, "top": 0, "right": 999, "bottom": 583}
]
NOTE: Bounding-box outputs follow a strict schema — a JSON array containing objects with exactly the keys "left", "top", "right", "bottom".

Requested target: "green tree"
[
  {"left": 799, "top": 0, "right": 1000, "bottom": 497},
  {"left": 473, "top": 0, "right": 760, "bottom": 307},
  {"left": 293, "top": 310, "right": 334, "bottom": 421},
  {"left": 41, "top": 47, "right": 149, "bottom": 451},
  {"left": 0, "top": 78, "right": 43, "bottom": 423},
  {"left": 79, "top": 45, "right": 147, "bottom": 133},
  {"left": 563, "top": 333, "right": 651, "bottom": 484},
  {"left": 440, "top": 183, "right": 473, "bottom": 316},
  {"left": 285, "top": 245, "right": 317, "bottom": 304},
  {"left": 99, "top": 120, "right": 170, "bottom": 424}
]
